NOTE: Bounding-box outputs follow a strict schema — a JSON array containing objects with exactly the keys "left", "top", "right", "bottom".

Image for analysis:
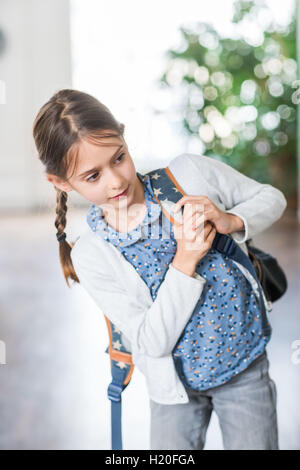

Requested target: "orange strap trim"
[
  {"left": 109, "top": 349, "right": 133, "bottom": 364},
  {"left": 165, "top": 166, "right": 186, "bottom": 196},
  {"left": 104, "top": 315, "right": 113, "bottom": 343},
  {"left": 151, "top": 166, "right": 186, "bottom": 226},
  {"left": 104, "top": 315, "right": 134, "bottom": 365},
  {"left": 123, "top": 364, "right": 135, "bottom": 385}
]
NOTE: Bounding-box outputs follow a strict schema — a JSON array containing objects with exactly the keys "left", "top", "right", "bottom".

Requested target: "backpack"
[{"left": 72, "top": 164, "right": 287, "bottom": 450}]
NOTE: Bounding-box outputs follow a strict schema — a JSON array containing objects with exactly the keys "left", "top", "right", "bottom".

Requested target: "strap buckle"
[
  {"left": 214, "top": 234, "right": 236, "bottom": 256},
  {"left": 107, "top": 382, "right": 123, "bottom": 402}
]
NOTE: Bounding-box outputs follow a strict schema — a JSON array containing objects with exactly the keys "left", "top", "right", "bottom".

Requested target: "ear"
[{"left": 46, "top": 173, "right": 73, "bottom": 192}]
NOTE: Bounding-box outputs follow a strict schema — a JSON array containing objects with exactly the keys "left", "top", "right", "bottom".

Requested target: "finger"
[
  {"left": 173, "top": 196, "right": 206, "bottom": 214},
  {"left": 191, "top": 217, "right": 212, "bottom": 233},
  {"left": 207, "top": 226, "right": 217, "bottom": 240},
  {"left": 182, "top": 204, "right": 206, "bottom": 224},
  {"left": 190, "top": 213, "right": 206, "bottom": 230},
  {"left": 193, "top": 221, "right": 213, "bottom": 241},
  {"left": 173, "top": 196, "right": 188, "bottom": 214},
  {"left": 183, "top": 210, "right": 205, "bottom": 225}
]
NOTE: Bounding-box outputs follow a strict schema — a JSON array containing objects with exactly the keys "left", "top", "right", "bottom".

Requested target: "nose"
[{"left": 105, "top": 168, "right": 127, "bottom": 193}]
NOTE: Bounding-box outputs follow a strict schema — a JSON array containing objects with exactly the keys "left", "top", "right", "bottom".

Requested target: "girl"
[{"left": 33, "top": 88, "right": 287, "bottom": 450}]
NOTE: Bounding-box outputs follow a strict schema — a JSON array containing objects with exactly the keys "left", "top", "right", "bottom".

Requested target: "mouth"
[{"left": 110, "top": 186, "right": 129, "bottom": 199}]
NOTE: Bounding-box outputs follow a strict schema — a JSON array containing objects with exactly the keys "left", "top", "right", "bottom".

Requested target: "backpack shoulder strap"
[
  {"left": 70, "top": 233, "right": 134, "bottom": 450},
  {"left": 104, "top": 315, "right": 134, "bottom": 450},
  {"left": 145, "top": 167, "right": 187, "bottom": 224}
]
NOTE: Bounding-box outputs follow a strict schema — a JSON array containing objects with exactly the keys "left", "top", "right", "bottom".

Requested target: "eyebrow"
[{"left": 77, "top": 145, "right": 124, "bottom": 178}]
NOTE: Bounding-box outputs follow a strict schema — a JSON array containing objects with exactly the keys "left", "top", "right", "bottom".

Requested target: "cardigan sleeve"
[
  {"left": 70, "top": 241, "right": 206, "bottom": 361},
  {"left": 186, "top": 153, "right": 287, "bottom": 244}
]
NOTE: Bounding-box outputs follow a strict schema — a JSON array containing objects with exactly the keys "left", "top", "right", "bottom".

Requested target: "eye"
[
  {"left": 86, "top": 172, "right": 99, "bottom": 183},
  {"left": 115, "top": 153, "right": 125, "bottom": 163},
  {"left": 86, "top": 153, "right": 125, "bottom": 183}
]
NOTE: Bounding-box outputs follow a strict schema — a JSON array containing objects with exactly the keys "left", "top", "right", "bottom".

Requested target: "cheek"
[
  {"left": 90, "top": 182, "right": 106, "bottom": 198},
  {"left": 77, "top": 182, "right": 105, "bottom": 204},
  {"left": 116, "top": 160, "right": 136, "bottom": 183},
  {"left": 126, "top": 160, "right": 137, "bottom": 180}
]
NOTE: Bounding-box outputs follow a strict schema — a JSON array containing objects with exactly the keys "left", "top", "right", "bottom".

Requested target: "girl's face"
[{"left": 46, "top": 134, "right": 144, "bottom": 216}]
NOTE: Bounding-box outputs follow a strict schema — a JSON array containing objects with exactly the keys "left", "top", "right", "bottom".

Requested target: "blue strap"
[
  {"left": 107, "top": 363, "right": 130, "bottom": 450},
  {"left": 212, "top": 233, "right": 271, "bottom": 335},
  {"left": 107, "top": 382, "right": 123, "bottom": 450},
  {"left": 111, "top": 400, "right": 122, "bottom": 450}
]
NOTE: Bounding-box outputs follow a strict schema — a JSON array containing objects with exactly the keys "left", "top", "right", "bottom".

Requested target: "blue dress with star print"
[{"left": 86, "top": 172, "right": 271, "bottom": 391}]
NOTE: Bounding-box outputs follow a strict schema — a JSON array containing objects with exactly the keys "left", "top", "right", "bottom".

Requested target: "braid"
[
  {"left": 55, "top": 188, "right": 68, "bottom": 235},
  {"left": 55, "top": 188, "right": 80, "bottom": 287}
]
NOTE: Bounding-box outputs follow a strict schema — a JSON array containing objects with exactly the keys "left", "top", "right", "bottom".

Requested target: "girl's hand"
[
  {"left": 172, "top": 217, "right": 217, "bottom": 267},
  {"left": 173, "top": 195, "right": 244, "bottom": 235}
]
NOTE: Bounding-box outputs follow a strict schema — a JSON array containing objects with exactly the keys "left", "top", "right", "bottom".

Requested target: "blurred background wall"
[
  {"left": 0, "top": 0, "right": 72, "bottom": 210},
  {"left": 0, "top": 0, "right": 299, "bottom": 450}
]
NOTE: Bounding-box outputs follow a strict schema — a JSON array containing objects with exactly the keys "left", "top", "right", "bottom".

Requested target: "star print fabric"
[{"left": 86, "top": 171, "right": 271, "bottom": 390}]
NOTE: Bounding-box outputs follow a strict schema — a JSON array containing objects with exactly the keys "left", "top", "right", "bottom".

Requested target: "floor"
[{"left": 0, "top": 207, "right": 299, "bottom": 450}]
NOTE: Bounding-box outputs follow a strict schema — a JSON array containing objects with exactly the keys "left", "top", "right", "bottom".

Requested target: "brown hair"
[{"left": 32, "top": 88, "right": 125, "bottom": 287}]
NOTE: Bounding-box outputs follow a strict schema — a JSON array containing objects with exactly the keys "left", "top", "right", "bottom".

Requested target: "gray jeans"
[{"left": 149, "top": 350, "right": 278, "bottom": 450}]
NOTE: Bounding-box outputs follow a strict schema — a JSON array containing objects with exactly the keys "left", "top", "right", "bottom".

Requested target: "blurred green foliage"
[{"left": 158, "top": 0, "right": 297, "bottom": 205}]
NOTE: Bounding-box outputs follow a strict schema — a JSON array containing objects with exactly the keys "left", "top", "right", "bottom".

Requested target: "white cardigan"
[{"left": 70, "top": 153, "right": 287, "bottom": 404}]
